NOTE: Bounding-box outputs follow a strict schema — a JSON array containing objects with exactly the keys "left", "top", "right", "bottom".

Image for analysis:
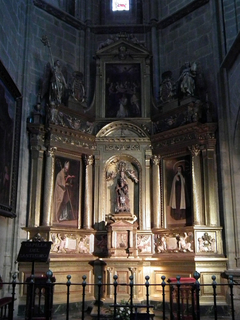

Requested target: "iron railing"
[{"left": 0, "top": 271, "right": 238, "bottom": 320}]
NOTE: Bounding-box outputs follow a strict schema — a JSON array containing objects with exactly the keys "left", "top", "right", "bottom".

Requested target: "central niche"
[{"left": 106, "top": 157, "right": 140, "bottom": 218}]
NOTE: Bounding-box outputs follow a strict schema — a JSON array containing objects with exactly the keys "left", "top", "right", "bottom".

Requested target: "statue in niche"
[
  {"left": 107, "top": 160, "right": 138, "bottom": 213},
  {"left": 115, "top": 165, "right": 130, "bottom": 212},
  {"left": 159, "top": 71, "right": 175, "bottom": 103}
]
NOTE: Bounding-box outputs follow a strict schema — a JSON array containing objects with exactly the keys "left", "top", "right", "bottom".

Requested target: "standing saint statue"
[
  {"left": 113, "top": 161, "right": 138, "bottom": 213},
  {"left": 115, "top": 168, "right": 130, "bottom": 212}
]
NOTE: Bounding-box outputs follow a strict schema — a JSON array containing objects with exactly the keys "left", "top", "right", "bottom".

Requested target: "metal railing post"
[
  {"left": 113, "top": 275, "right": 118, "bottom": 320},
  {"left": 228, "top": 275, "right": 235, "bottom": 320},
  {"left": 145, "top": 275, "right": 150, "bottom": 318},
  {"left": 46, "top": 270, "right": 53, "bottom": 320},
  {"left": 212, "top": 275, "right": 218, "bottom": 320},
  {"left": 82, "top": 275, "right": 87, "bottom": 320},
  {"left": 129, "top": 275, "right": 133, "bottom": 316},
  {"left": 29, "top": 274, "right": 35, "bottom": 320},
  {"left": 193, "top": 271, "right": 200, "bottom": 320},
  {"left": 66, "top": 275, "right": 71, "bottom": 320},
  {"left": 10, "top": 273, "right": 16, "bottom": 320},
  {"left": 97, "top": 276, "right": 102, "bottom": 319},
  {"left": 161, "top": 275, "right": 166, "bottom": 320},
  {"left": 176, "top": 275, "right": 181, "bottom": 320}
]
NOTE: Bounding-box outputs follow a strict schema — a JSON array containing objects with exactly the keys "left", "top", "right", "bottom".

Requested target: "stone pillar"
[
  {"left": 150, "top": 0, "right": 159, "bottom": 100},
  {"left": 151, "top": 155, "right": 161, "bottom": 229},
  {"left": 42, "top": 148, "right": 56, "bottom": 226},
  {"left": 83, "top": 155, "right": 94, "bottom": 229},
  {"left": 84, "top": 0, "right": 92, "bottom": 103},
  {"left": 189, "top": 145, "right": 204, "bottom": 225},
  {"left": 202, "top": 145, "right": 219, "bottom": 226}
]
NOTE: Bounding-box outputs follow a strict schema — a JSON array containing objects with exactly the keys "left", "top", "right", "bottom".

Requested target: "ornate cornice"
[
  {"left": 151, "top": 122, "right": 217, "bottom": 151},
  {"left": 48, "top": 124, "right": 96, "bottom": 150}
]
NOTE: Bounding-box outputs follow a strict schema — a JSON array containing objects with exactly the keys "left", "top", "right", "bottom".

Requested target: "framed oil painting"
[
  {"left": 164, "top": 155, "right": 192, "bottom": 227},
  {"left": 0, "top": 60, "right": 22, "bottom": 218},
  {"left": 105, "top": 63, "right": 141, "bottom": 118},
  {"left": 52, "top": 156, "right": 80, "bottom": 227}
]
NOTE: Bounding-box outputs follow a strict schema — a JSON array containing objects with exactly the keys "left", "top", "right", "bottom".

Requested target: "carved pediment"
[
  {"left": 96, "top": 121, "right": 149, "bottom": 138},
  {"left": 97, "top": 38, "right": 150, "bottom": 59}
]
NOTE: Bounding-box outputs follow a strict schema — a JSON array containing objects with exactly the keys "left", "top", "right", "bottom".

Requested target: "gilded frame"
[
  {"left": 164, "top": 155, "right": 192, "bottom": 227},
  {"left": 52, "top": 155, "right": 80, "bottom": 227}
]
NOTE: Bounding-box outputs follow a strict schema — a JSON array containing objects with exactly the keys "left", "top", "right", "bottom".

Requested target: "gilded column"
[
  {"left": 83, "top": 155, "right": 94, "bottom": 229},
  {"left": 151, "top": 155, "right": 161, "bottom": 229},
  {"left": 28, "top": 145, "right": 45, "bottom": 227},
  {"left": 27, "top": 125, "right": 45, "bottom": 227},
  {"left": 107, "top": 267, "right": 114, "bottom": 297},
  {"left": 202, "top": 145, "right": 219, "bottom": 226},
  {"left": 189, "top": 145, "right": 204, "bottom": 225},
  {"left": 78, "top": 156, "right": 83, "bottom": 229},
  {"left": 129, "top": 267, "right": 137, "bottom": 297},
  {"left": 144, "top": 151, "right": 152, "bottom": 230},
  {"left": 42, "top": 147, "right": 56, "bottom": 226},
  {"left": 93, "top": 155, "right": 100, "bottom": 228}
]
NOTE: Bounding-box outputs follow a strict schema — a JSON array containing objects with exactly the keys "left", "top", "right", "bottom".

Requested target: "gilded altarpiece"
[{"left": 20, "top": 38, "right": 227, "bottom": 306}]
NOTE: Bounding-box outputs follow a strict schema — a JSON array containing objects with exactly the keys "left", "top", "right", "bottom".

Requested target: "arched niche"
[{"left": 104, "top": 155, "right": 142, "bottom": 220}]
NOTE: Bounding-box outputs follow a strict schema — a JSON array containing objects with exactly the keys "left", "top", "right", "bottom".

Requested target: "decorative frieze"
[
  {"left": 50, "top": 233, "right": 93, "bottom": 254},
  {"left": 154, "top": 232, "right": 194, "bottom": 253}
]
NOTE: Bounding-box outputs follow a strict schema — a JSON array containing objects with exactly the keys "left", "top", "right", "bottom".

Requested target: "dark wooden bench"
[{"left": 0, "top": 276, "right": 13, "bottom": 320}]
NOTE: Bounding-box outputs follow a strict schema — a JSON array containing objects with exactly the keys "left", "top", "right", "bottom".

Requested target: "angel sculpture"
[{"left": 40, "top": 35, "right": 68, "bottom": 106}]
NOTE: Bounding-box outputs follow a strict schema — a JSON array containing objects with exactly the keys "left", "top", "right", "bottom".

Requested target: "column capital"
[
  {"left": 151, "top": 155, "right": 161, "bottom": 166},
  {"left": 84, "top": 154, "right": 94, "bottom": 166},
  {"left": 188, "top": 144, "right": 201, "bottom": 157}
]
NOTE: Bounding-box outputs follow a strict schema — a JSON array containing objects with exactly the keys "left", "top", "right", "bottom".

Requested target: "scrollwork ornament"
[{"left": 188, "top": 144, "right": 201, "bottom": 157}]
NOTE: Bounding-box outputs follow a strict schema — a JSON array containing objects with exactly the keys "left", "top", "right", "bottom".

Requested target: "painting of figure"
[
  {"left": 165, "top": 156, "right": 192, "bottom": 227},
  {"left": 0, "top": 62, "right": 22, "bottom": 218},
  {"left": 0, "top": 80, "right": 14, "bottom": 206},
  {"left": 52, "top": 157, "right": 80, "bottom": 227},
  {"left": 105, "top": 64, "right": 141, "bottom": 118}
]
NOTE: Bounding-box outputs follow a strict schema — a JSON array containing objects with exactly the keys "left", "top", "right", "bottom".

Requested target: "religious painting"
[
  {"left": 164, "top": 156, "right": 192, "bottom": 227},
  {"left": 0, "top": 60, "right": 22, "bottom": 218},
  {"left": 52, "top": 156, "right": 80, "bottom": 227},
  {"left": 105, "top": 63, "right": 141, "bottom": 118}
]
